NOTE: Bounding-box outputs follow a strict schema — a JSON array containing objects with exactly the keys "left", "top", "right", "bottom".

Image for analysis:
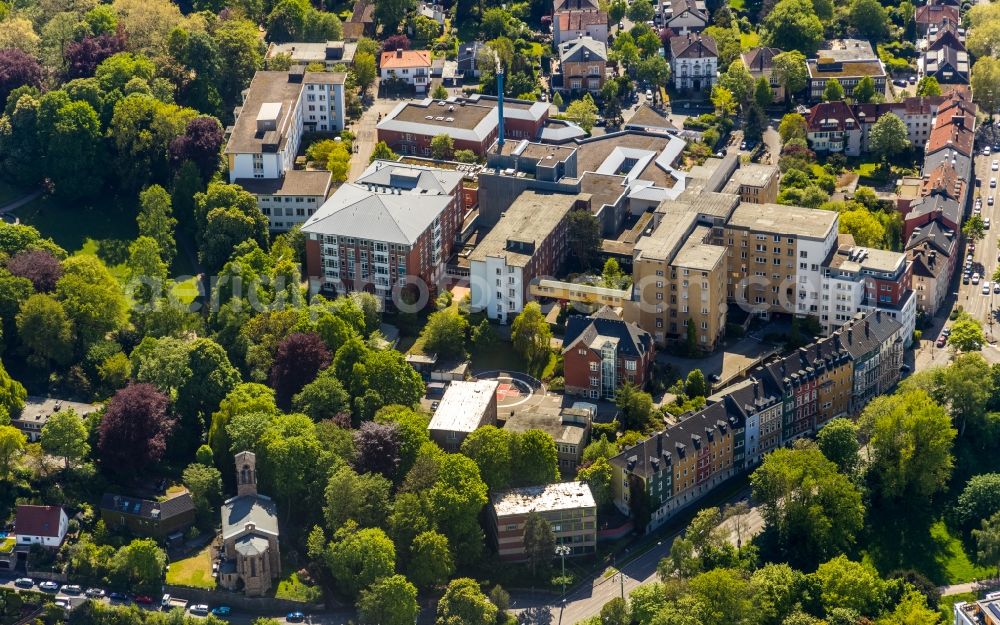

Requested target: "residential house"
[
  {"left": 224, "top": 68, "right": 345, "bottom": 231},
  {"left": 721, "top": 163, "right": 780, "bottom": 204},
  {"left": 489, "top": 482, "right": 597, "bottom": 561},
  {"left": 554, "top": 10, "right": 608, "bottom": 46},
  {"left": 302, "top": 160, "right": 465, "bottom": 299},
  {"left": 557, "top": 37, "right": 608, "bottom": 93},
  {"left": 805, "top": 101, "right": 862, "bottom": 156},
  {"left": 469, "top": 191, "right": 585, "bottom": 322},
  {"left": 661, "top": 0, "right": 709, "bottom": 34},
  {"left": 219, "top": 452, "right": 281, "bottom": 597},
  {"left": 669, "top": 33, "right": 718, "bottom": 92},
  {"left": 741, "top": 47, "right": 785, "bottom": 101},
  {"left": 379, "top": 49, "right": 432, "bottom": 93},
  {"left": 15, "top": 505, "right": 68, "bottom": 549},
  {"left": 562, "top": 307, "right": 655, "bottom": 399},
  {"left": 720, "top": 377, "right": 784, "bottom": 467},
  {"left": 924, "top": 45, "right": 970, "bottom": 85},
  {"left": 915, "top": 4, "right": 959, "bottom": 36},
  {"left": 457, "top": 41, "right": 486, "bottom": 79},
  {"left": 904, "top": 193, "right": 961, "bottom": 239},
  {"left": 100, "top": 491, "right": 196, "bottom": 540},
  {"left": 428, "top": 380, "right": 499, "bottom": 452},
  {"left": 554, "top": 0, "right": 600, "bottom": 10}
]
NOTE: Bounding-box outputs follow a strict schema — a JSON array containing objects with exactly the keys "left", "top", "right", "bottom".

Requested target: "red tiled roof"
[
  {"left": 380, "top": 49, "right": 432, "bottom": 69},
  {"left": 915, "top": 4, "right": 958, "bottom": 26},
  {"left": 669, "top": 33, "right": 717, "bottom": 59},
  {"left": 557, "top": 10, "right": 607, "bottom": 29},
  {"left": 921, "top": 162, "right": 964, "bottom": 200},
  {"left": 926, "top": 111, "right": 975, "bottom": 156},
  {"left": 806, "top": 101, "right": 859, "bottom": 132},
  {"left": 15, "top": 505, "right": 63, "bottom": 538}
]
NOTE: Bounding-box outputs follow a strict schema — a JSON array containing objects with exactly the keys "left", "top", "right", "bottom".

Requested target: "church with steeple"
[{"left": 218, "top": 451, "right": 281, "bottom": 596}]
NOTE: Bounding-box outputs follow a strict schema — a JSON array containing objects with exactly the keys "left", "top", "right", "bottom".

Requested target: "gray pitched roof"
[
  {"left": 905, "top": 219, "right": 956, "bottom": 254},
  {"left": 562, "top": 307, "right": 653, "bottom": 359},
  {"left": 905, "top": 193, "right": 961, "bottom": 226},
  {"left": 234, "top": 534, "right": 271, "bottom": 556},
  {"left": 669, "top": 34, "right": 718, "bottom": 59},
  {"left": 221, "top": 495, "right": 279, "bottom": 540},
  {"left": 559, "top": 37, "right": 608, "bottom": 63},
  {"left": 100, "top": 492, "right": 195, "bottom": 521}
]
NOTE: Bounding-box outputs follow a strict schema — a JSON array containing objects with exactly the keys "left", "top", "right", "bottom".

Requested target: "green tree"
[
  {"left": 764, "top": 0, "right": 824, "bottom": 56},
  {"left": 44, "top": 99, "right": 105, "bottom": 199},
  {"left": 912, "top": 76, "right": 943, "bottom": 99},
  {"left": 602, "top": 257, "right": 627, "bottom": 289},
  {"left": 688, "top": 568, "right": 750, "bottom": 625},
  {"left": 325, "top": 526, "right": 396, "bottom": 598},
  {"left": 432, "top": 83, "right": 449, "bottom": 100},
  {"left": 16, "top": 294, "right": 74, "bottom": 367},
  {"left": 849, "top": 0, "right": 890, "bottom": 42},
  {"left": 427, "top": 453, "right": 488, "bottom": 566},
  {"left": 353, "top": 52, "right": 377, "bottom": 95},
  {"left": 749, "top": 563, "right": 804, "bottom": 625},
  {"left": 56, "top": 255, "right": 128, "bottom": 352},
  {"left": 974, "top": 511, "right": 1000, "bottom": 574},
  {"left": 685, "top": 369, "right": 707, "bottom": 398},
  {"left": 812, "top": 555, "right": 886, "bottom": 616},
  {"left": 552, "top": 91, "right": 564, "bottom": 108},
  {"left": 408, "top": 530, "right": 454, "bottom": 589},
  {"left": 948, "top": 311, "right": 985, "bottom": 352},
  {"left": 816, "top": 418, "right": 859, "bottom": 475},
  {"left": 369, "top": 140, "right": 399, "bottom": 163},
  {"left": 421, "top": 309, "right": 468, "bottom": 358},
  {"left": 868, "top": 112, "right": 911, "bottom": 163},
  {"left": 712, "top": 85, "right": 738, "bottom": 119},
  {"left": 616, "top": 382, "right": 654, "bottom": 431},
  {"left": 373, "top": 0, "right": 416, "bottom": 35},
  {"left": 511, "top": 302, "right": 552, "bottom": 371},
  {"left": 822, "top": 78, "right": 845, "bottom": 102},
  {"left": 720, "top": 60, "right": 755, "bottom": 107},
  {"left": 137, "top": 185, "right": 177, "bottom": 266},
  {"left": 863, "top": 389, "right": 955, "bottom": 507},
  {"left": 512, "top": 429, "right": 560, "bottom": 486},
  {"left": 460, "top": 425, "right": 513, "bottom": 491},
  {"left": 436, "top": 578, "right": 498, "bottom": 625},
  {"left": 182, "top": 462, "right": 223, "bottom": 526},
  {"left": 636, "top": 56, "right": 671, "bottom": 90},
  {"left": 972, "top": 57, "right": 1000, "bottom": 117},
  {"left": 357, "top": 574, "right": 419, "bottom": 625},
  {"left": 839, "top": 208, "right": 886, "bottom": 247},
  {"left": 751, "top": 446, "right": 864, "bottom": 569},
  {"left": 753, "top": 76, "right": 774, "bottom": 108},
  {"left": 778, "top": 112, "right": 808, "bottom": 144},
  {"left": 112, "top": 539, "right": 167, "bottom": 594},
  {"left": 292, "top": 370, "right": 351, "bottom": 422},
  {"left": 40, "top": 409, "right": 89, "bottom": 469},
  {"left": 567, "top": 210, "right": 602, "bottom": 270},
  {"left": 853, "top": 75, "right": 877, "bottom": 103},
  {"left": 0, "top": 425, "right": 25, "bottom": 477},
  {"left": 577, "top": 456, "right": 614, "bottom": 506},
  {"left": 600, "top": 597, "right": 630, "bottom": 625},
  {"left": 964, "top": 214, "right": 986, "bottom": 244},
  {"left": 323, "top": 464, "right": 392, "bottom": 530},
  {"left": 955, "top": 473, "right": 1000, "bottom": 536},
  {"left": 773, "top": 51, "right": 809, "bottom": 101},
  {"left": 566, "top": 94, "right": 599, "bottom": 133},
  {"left": 431, "top": 133, "right": 455, "bottom": 160},
  {"left": 877, "top": 590, "right": 939, "bottom": 625}
]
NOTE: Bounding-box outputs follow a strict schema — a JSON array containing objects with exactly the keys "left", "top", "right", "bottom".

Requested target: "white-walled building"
[
  {"left": 224, "top": 68, "right": 346, "bottom": 231},
  {"left": 380, "top": 49, "right": 432, "bottom": 93},
  {"left": 15, "top": 505, "right": 68, "bottom": 549},
  {"left": 668, "top": 34, "right": 718, "bottom": 92}
]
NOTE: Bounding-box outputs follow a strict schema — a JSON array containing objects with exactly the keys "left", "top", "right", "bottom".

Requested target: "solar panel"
[{"left": 987, "top": 601, "right": 1000, "bottom": 623}]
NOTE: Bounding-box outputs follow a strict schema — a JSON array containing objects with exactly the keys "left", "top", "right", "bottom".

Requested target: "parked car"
[
  {"left": 189, "top": 604, "right": 209, "bottom": 616},
  {"left": 85, "top": 588, "right": 105, "bottom": 599},
  {"left": 993, "top": 159, "right": 999, "bottom": 170},
  {"left": 986, "top": 217, "right": 992, "bottom": 229},
  {"left": 14, "top": 578, "right": 34, "bottom": 589},
  {"left": 943, "top": 326, "right": 952, "bottom": 337},
  {"left": 62, "top": 585, "right": 82, "bottom": 596},
  {"left": 991, "top": 177, "right": 997, "bottom": 188},
  {"left": 54, "top": 600, "right": 69, "bottom": 610},
  {"left": 900, "top": 363, "right": 911, "bottom": 373},
  {"left": 990, "top": 195, "right": 995, "bottom": 206},
  {"left": 287, "top": 612, "right": 306, "bottom": 623},
  {"left": 973, "top": 272, "right": 981, "bottom": 284},
  {"left": 133, "top": 595, "right": 154, "bottom": 605},
  {"left": 39, "top": 581, "right": 60, "bottom": 592},
  {"left": 963, "top": 273, "right": 971, "bottom": 284},
  {"left": 936, "top": 334, "right": 947, "bottom": 347},
  {"left": 210, "top": 606, "right": 231, "bottom": 616},
  {"left": 109, "top": 592, "right": 128, "bottom": 602},
  {"left": 983, "top": 281, "right": 991, "bottom": 295}
]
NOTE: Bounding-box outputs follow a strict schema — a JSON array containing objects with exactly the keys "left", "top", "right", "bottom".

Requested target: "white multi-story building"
[
  {"left": 668, "top": 33, "right": 718, "bottom": 93},
  {"left": 379, "top": 49, "right": 432, "bottom": 93},
  {"left": 224, "top": 68, "right": 346, "bottom": 231}
]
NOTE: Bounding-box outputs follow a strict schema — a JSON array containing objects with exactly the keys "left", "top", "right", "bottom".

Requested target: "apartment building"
[
  {"left": 610, "top": 310, "right": 901, "bottom": 531},
  {"left": 428, "top": 380, "right": 499, "bottom": 452},
  {"left": 504, "top": 408, "right": 592, "bottom": 475},
  {"left": 562, "top": 307, "right": 655, "bottom": 399},
  {"left": 224, "top": 68, "right": 345, "bottom": 231},
  {"left": 376, "top": 95, "right": 550, "bottom": 157},
  {"left": 915, "top": 3, "right": 959, "bottom": 36},
  {"left": 265, "top": 41, "right": 357, "bottom": 68},
  {"left": 906, "top": 221, "right": 958, "bottom": 316},
  {"left": 669, "top": 34, "right": 718, "bottom": 93},
  {"left": 557, "top": 37, "right": 608, "bottom": 93},
  {"left": 469, "top": 191, "right": 584, "bottom": 322},
  {"left": 379, "top": 49, "right": 432, "bottom": 93},
  {"left": 610, "top": 402, "right": 743, "bottom": 531},
  {"left": 721, "top": 163, "right": 780, "bottom": 204},
  {"left": 301, "top": 160, "right": 464, "bottom": 299},
  {"left": 807, "top": 96, "right": 954, "bottom": 155},
  {"left": 489, "top": 482, "right": 597, "bottom": 560},
  {"left": 822, "top": 240, "right": 916, "bottom": 344},
  {"left": 806, "top": 40, "right": 886, "bottom": 102},
  {"left": 805, "top": 101, "right": 862, "bottom": 156},
  {"left": 722, "top": 202, "right": 839, "bottom": 322}
]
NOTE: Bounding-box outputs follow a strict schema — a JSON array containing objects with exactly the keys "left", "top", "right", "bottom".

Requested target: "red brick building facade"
[{"left": 562, "top": 307, "right": 654, "bottom": 400}]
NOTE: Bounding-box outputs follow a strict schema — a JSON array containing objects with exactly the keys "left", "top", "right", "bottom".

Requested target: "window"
[
  {"left": 625, "top": 360, "right": 636, "bottom": 371},
  {"left": 590, "top": 361, "right": 599, "bottom": 372}
]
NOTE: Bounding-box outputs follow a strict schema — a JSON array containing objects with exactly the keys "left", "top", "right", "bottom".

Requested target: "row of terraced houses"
[{"left": 610, "top": 309, "right": 903, "bottom": 532}]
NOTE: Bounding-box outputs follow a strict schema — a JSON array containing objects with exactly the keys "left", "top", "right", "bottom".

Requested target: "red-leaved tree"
[
  {"left": 98, "top": 383, "right": 174, "bottom": 473},
  {"left": 0, "top": 49, "right": 44, "bottom": 109},
  {"left": 352, "top": 420, "right": 401, "bottom": 479},
  {"left": 7, "top": 249, "right": 63, "bottom": 292},
  {"left": 270, "top": 332, "right": 332, "bottom": 409}
]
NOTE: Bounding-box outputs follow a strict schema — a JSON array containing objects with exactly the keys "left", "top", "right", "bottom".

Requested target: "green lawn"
[
  {"left": 16, "top": 195, "right": 138, "bottom": 259},
  {"left": 864, "top": 520, "right": 991, "bottom": 586},
  {"left": 165, "top": 544, "right": 215, "bottom": 590},
  {"left": 274, "top": 568, "right": 320, "bottom": 602},
  {"left": 729, "top": 0, "right": 745, "bottom": 9},
  {"left": 171, "top": 275, "right": 201, "bottom": 306}
]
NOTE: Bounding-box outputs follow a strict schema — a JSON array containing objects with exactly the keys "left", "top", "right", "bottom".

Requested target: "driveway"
[{"left": 347, "top": 92, "right": 404, "bottom": 180}]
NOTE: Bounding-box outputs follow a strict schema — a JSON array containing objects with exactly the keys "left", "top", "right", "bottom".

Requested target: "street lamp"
[{"left": 555, "top": 545, "right": 571, "bottom": 597}]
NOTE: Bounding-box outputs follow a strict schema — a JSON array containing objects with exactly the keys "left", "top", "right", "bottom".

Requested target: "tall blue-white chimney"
[{"left": 497, "top": 66, "right": 505, "bottom": 152}]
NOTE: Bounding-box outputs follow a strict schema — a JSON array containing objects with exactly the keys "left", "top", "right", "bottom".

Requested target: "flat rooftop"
[
  {"left": 807, "top": 60, "right": 886, "bottom": 79},
  {"left": 14, "top": 396, "right": 100, "bottom": 425},
  {"left": 226, "top": 71, "right": 303, "bottom": 155},
  {"left": 828, "top": 242, "right": 904, "bottom": 274},
  {"left": 428, "top": 380, "right": 499, "bottom": 434},
  {"left": 672, "top": 226, "right": 727, "bottom": 271},
  {"left": 727, "top": 202, "right": 837, "bottom": 239},
  {"left": 382, "top": 99, "right": 496, "bottom": 135},
  {"left": 503, "top": 412, "right": 588, "bottom": 446},
  {"left": 729, "top": 163, "right": 779, "bottom": 188},
  {"left": 469, "top": 191, "right": 579, "bottom": 266},
  {"left": 234, "top": 169, "right": 333, "bottom": 197},
  {"left": 575, "top": 133, "right": 676, "bottom": 188},
  {"left": 491, "top": 481, "right": 596, "bottom": 517},
  {"left": 503, "top": 141, "right": 576, "bottom": 162}
]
